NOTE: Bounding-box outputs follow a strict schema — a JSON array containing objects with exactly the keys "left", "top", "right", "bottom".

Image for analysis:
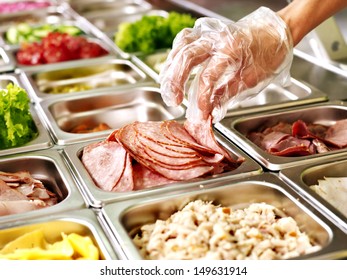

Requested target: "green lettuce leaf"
[{"left": 0, "top": 83, "right": 38, "bottom": 149}]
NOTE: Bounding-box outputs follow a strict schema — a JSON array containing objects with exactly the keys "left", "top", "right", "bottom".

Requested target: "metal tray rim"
[
  {"left": 279, "top": 156, "right": 347, "bottom": 233},
  {"left": 216, "top": 100, "right": 347, "bottom": 171},
  {"left": 62, "top": 129, "right": 263, "bottom": 208},
  {"left": 0, "top": 149, "right": 87, "bottom": 226},
  {"left": 99, "top": 173, "right": 347, "bottom": 260}
]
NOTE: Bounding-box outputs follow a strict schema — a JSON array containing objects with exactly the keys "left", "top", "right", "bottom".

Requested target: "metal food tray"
[
  {"left": 0, "top": 47, "right": 15, "bottom": 73},
  {"left": 10, "top": 36, "right": 116, "bottom": 72},
  {"left": 0, "top": 1, "right": 55, "bottom": 35},
  {"left": 83, "top": 0, "right": 229, "bottom": 59},
  {"left": 279, "top": 157, "right": 347, "bottom": 232},
  {"left": 0, "top": 101, "right": 53, "bottom": 157},
  {"left": 0, "top": 3, "right": 81, "bottom": 49},
  {"left": 62, "top": 129, "right": 263, "bottom": 208},
  {"left": 226, "top": 78, "right": 327, "bottom": 116},
  {"left": 0, "top": 72, "right": 25, "bottom": 89},
  {"left": 0, "top": 208, "right": 118, "bottom": 260},
  {"left": 0, "top": 149, "right": 86, "bottom": 226},
  {"left": 19, "top": 56, "right": 151, "bottom": 102},
  {"left": 88, "top": 9, "right": 169, "bottom": 59},
  {"left": 98, "top": 173, "right": 347, "bottom": 260},
  {"left": 69, "top": 0, "right": 152, "bottom": 19},
  {"left": 36, "top": 84, "right": 185, "bottom": 145},
  {"left": 216, "top": 101, "right": 347, "bottom": 171}
]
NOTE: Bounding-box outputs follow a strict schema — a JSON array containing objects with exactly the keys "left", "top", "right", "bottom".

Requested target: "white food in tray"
[
  {"left": 310, "top": 177, "right": 347, "bottom": 216},
  {"left": 133, "top": 200, "right": 320, "bottom": 260}
]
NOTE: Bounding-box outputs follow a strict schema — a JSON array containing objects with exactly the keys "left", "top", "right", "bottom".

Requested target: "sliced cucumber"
[
  {"left": 32, "top": 29, "right": 51, "bottom": 38},
  {"left": 16, "top": 23, "right": 31, "bottom": 35},
  {"left": 57, "top": 25, "right": 82, "bottom": 36},
  {"left": 5, "top": 26, "right": 18, "bottom": 44}
]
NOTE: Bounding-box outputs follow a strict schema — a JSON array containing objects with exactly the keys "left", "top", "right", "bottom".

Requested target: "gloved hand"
[{"left": 159, "top": 7, "right": 293, "bottom": 123}]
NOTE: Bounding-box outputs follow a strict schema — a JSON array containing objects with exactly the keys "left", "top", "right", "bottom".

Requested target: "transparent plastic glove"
[{"left": 159, "top": 7, "right": 293, "bottom": 123}]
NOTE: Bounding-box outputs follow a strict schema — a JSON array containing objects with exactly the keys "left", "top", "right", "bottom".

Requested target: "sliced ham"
[
  {"left": 112, "top": 153, "right": 134, "bottom": 192},
  {"left": 137, "top": 133, "right": 197, "bottom": 158},
  {"left": 81, "top": 119, "right": 242, "bottom": 191},
  {"left": 184, "top": 117, "right": 242, "bottom": 163},
  {"left": 133, "top": 163, "right": 177, "bottom": 190},
  {"left": 118, "top": 124, "right": 214, "bottom": 180},
  {"left": 82, "top": 140, "right": 129, "bottom": 191}
]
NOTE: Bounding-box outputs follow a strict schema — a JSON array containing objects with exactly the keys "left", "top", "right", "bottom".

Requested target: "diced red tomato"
[
  {"left": 80, "top": 42, "right": 108, "bottom": 58},
  {"left": 16, "top": 32, "right": 108, "bottom": 65}
]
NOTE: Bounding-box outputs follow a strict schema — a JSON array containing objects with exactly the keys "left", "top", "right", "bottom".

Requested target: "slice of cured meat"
[
  {"left": 112, "top": 153, "right": 134, "bottom": 192},
  {"left": 324, "top": 119, "right": 347, "bottom": 148},
  {"left": 133, "top": 163, "right": 176, "bottom": 190},
  {"left": 184, "top": 117, "right": 242, "bottom": 163},
  {"left": 246, "top": 118, "right": 347, "bottom": 157},
  {"left": 117, "top": 123, "right": 214, "bottom": 180},
  {"left": 81, "top": 119, "right": 243, "bottom": 191},
  {"left": 82, "top": 140, "right": 130, "bottom": 191},
  {"left": 0, "top": 172, "right": 57, "bottom": 216}
]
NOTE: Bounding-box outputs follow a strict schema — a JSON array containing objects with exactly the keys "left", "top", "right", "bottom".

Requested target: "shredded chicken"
[{"left": 133, "top": 200, "right": 321, "bottom": 260}]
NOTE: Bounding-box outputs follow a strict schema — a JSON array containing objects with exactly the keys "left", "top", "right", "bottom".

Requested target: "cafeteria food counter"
[{"left": 0, "top": 0, "right": 347, "bottom": 260}]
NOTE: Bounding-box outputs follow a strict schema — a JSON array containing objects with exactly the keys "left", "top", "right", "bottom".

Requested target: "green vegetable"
[
  {"left": 0, "top": 83, "right": 38, "bottom": 149},
  {"left": 5, "top": 24, "right": 83, "bottom": 44},
  {"left": 114, "top": 11, "right": 196, "bottom": 54}
]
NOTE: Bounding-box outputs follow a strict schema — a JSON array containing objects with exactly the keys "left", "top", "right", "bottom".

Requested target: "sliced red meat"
[
  {"left": 117, "top": 123, "right": 214, "bottom": 180},
  {"left": 324, "top": 119, "right": 347, "bottom": 148},
  {"left": 162, "top": 120, "right": 216, "bottom": 154},
  {"left": 263, "top": 121, "right": 292, "bottom": 135},
  {"left": 260, "top": 131, "right": 289, "bottom": 151},
  {"left": 81, "top": 140, "right": 129, "bottom": 191},
  {"left": 247, "top": 119, "right": 339, "bottom": 157},
  {"left": 0, "top": 179, "right": 28, "bottom": 201},
  {"left": 268, "top": 136, "right": 313, "bottom": 156},
  {"left": 112, "top": 153, "right": 134, "bottom": 192},
  {"left": 184, "top": 117, "right": 241, "bottom": 163},
  {"left": 137, "top": 132, "right": 197, "bottom": 158},
  {"left": 292, "top": 119, "right": 311, "bottom": 138},
  {"left": 82, "top": 119, "right": 242, "bottom": 190},
  {"left": 133, "top": 163, "right": 176, "bottom": 190},
  {"left": 0, "top": 200, "right": 46, "bottom": 216}
]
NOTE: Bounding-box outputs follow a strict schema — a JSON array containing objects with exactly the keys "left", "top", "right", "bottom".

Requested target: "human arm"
[{"left": 278, "top": 0, "right": 347, "bottom": 46}]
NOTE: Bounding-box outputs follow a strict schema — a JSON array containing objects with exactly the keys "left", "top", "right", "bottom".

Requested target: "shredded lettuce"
[
  {"left": 0, "top": 83, "right": 38, "bottom": 149},
  {"left": 114, "top": 12, "right": 196, "bottom": 54}
]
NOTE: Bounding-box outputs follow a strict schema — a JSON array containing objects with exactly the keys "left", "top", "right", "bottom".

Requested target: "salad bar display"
[{"left": 0, "top": 0, "right": 347, "bottom": 260}]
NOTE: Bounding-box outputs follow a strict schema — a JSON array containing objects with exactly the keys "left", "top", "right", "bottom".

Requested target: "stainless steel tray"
[
  {"left": 0, "top": 208, "right": 118, "bottom": 260},
  {"left": 0, "top": 149, "right": 86, "bottom": 226},
  {"left": 19, "top": 57, "right": 151, "bottom": 102},
  {"left": 279, "top": 157, "right": 347, "bottom": 232},
  {"left": 0, "top": 47, "right": 15, "bottom": 73},
  {"left": 0, "top": 3, "right": 101, "bottom": 50},
  {"left": 0, "top": 72, "right": 25, "bottom": 89},
  {"left": 10, "top": 36, "right": 116, "bottom": 72},
  {"left": 0, "top": 1, "right": 55, "bottom": 36},
  {"left": 216, "top": 101, "right": 347, "bottom": 171},
  {"left": 0, "top": 101, "right": 53, "bottom": 157},
  {"left": 70, "top": 0, "right": 152, "bottom": 19},
  {"left": 99, "top": 173, "right": 347, "bottom": 260},
  {"left": 87, "top": 0, "right": 228, "bottom": 59},
  {"left": 36, "top": 84, "right": 186, "bottom": 145},
  {"left": 224, "top": 78, "right": 328, "bottom": 117},
  {"left": 87, "top": 9, "right": 169, "bottom": 59},
  {"left": 62, "top": 129, "right": 263, "bottom": 208}
]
